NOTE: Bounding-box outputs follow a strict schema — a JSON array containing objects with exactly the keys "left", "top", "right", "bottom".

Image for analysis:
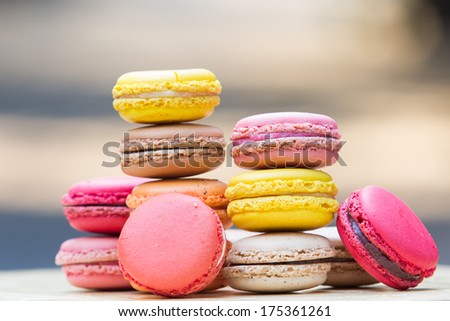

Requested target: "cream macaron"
[{"left": 223, "top": 232, "right": 335, "bottom": 293}]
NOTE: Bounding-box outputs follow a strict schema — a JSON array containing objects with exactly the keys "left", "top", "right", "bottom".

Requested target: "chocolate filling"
[
  {"left": 348, "top": 211, "right": 420, "bottom": 281},
  {"left": 122, "top": 148, "right": 224, "bottom": 166}
]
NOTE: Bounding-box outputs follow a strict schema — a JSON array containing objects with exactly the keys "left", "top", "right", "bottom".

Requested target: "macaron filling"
[
  {"left": 119, "top": 91, "right": 217, "bottom": 99},
  {"left": 232, "top": 137, "right": 342, "bottom": 156},
  {"left": 121, "top": 130, "right": 226, "bottom": 168},
  {"left": 228, "top": 258, "right": 334, "bottom": 267},
  {"left": 64, "top": 206, "right": 130, "bottom": 217},
  {"left": 122, "top": 148, "right": 225, "bottom": 166},
  {"left": 62, "top": 262, "right": 123, "bottom": 276},
  {"left": 232, "top": 132, "right": 340, "bottom": 146},
  {"left": 347, "top": 210, "right": 420, "bottom": 282},
  {"left": 122, "top": 136, "right": 226, "bottom": 152}
]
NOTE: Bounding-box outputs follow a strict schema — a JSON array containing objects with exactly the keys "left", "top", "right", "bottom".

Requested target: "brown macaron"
[
  {"left": 126, "top": 178, "right": 232, "bottom": 229},
  {"left": 311, "top": 227, "right": 379, "bottom": 287},
  {"left": 121, "top": 124, "right": 226, "bottom": 178}
]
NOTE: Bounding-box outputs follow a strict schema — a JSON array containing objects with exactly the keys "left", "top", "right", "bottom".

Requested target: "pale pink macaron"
[
  {"left": 55, "top": 236, "right": 131, "bottom": 290},
  {"left": 61, "top": 176, "right": 148, "bottom": 234},
  {"left": 118, "top": 193, "right": 227, "bottom": 297},
  {"left": 230, "top": 112, "right": 343, "bottom": 169}
]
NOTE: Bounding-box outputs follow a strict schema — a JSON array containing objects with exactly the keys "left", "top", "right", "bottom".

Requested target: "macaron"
[
  {"left": 223, "top": 232, "right": 335, "bottom": 293},
  {"left": 225, "top": 168, "right": 339, "bottom": 231},
  {"left": 55, "top": 236, "right": 131, "bottom": 290},
  {"left": 201, "top": 240, "right": 233, "bottom": 292},
  {"left": 126, "top": 178, "right": 232, "bottom": 229},
  {"left": 337, "top": 185, "right": 439, "bottom": 290},
  {"left": 118, "top": 193, "right": 226, "bottom": 297},
  {"left": 121, "top": 124, "right": 226, "bottom": 178},
  {"left": 312, "top": 227, "right": 379, "bottom": 287},
  {"left": 230, "top": 112, "right": 343, "bottom": 169},
  {"left": 112, "top": 69, "right": 222, "bottom": 124},
  {"left": 61, "top": 176, "right": 148, "bottom": 234}
]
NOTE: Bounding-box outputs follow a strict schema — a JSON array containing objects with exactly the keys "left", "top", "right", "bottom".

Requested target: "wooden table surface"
[{"left": 1, "top": 265, "right": 449, "bottom": 301}]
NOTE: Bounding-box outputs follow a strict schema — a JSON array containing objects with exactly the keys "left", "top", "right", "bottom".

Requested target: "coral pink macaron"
[
  {"left": 337, "top": 185, "right": 439, "bottom": 290},
  {"left": 230, "top": 112, "right": 343, "bottom": 169},
  {"left": 61, "top": 177, "right": 148, "bottom": 234},
  {"left": 55, "top": 236, "right": 131, "bottom": 290},
  {"left": 118, "top": 193, "right": 226, "bottom": 297}
]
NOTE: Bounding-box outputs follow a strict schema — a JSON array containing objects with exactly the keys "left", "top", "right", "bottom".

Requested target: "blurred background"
[{"left": 0, "top": 0, "right": 449, "bottom": 269}]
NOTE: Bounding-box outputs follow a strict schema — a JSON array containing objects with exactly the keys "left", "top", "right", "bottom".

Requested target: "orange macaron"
[{"left": 126, "top": 178, "right": 232, "bottom": 229}]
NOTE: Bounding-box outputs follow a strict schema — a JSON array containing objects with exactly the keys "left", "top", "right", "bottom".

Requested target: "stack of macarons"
[
  {"left": 55, "top": 176, "right": 148, "bottom": 290},
  {"left": 223, "top": 112, "right": 347, "bottom": 292},
  {"left": 111, "top": 69, "right": 232, "bottom": 296},
  {"left": 112, "top": 68, "right": 231, "bottom": 229},
  {"left": 226, "top": 112, "right": 344, "bottom": 231},
  {"left": 56, "top": 69, "right": 230, "bottom": 295},
  {"left": 55, "top": 69, "right": 440, "bottom": 296},
  {"left": 112, "top": 69, "right": 226, "bottom": 179},
  {"left": 223, "top": 112, "right": 438, "bottom": 293}
]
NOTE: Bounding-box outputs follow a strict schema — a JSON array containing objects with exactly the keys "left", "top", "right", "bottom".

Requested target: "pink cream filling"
[
  {"left": 232, "top": 132, "right": 335, "bottom": 146},
  {"left": 62, "top": 262, "right": 122, "bottom": 276}
]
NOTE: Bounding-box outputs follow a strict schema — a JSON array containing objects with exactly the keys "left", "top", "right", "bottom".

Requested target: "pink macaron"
[
  {"left": 55, "top": 236, "right": 131, "bottom": 290},
  {"left": 61, "top": 176, "right": 148, "bottom": 234},
  {"left": 118, "top": 193, "right": 226, "bottom": 297},
  {"left": 337, "top": 185, "right": 439, "bottom": 290},
  {"left": 230, "top": 112, "right": 343, "bottom": 169}
]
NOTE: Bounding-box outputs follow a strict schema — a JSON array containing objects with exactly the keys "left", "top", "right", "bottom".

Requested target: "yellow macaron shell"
[
  {"left": 225, "top": 169, "right": 339, "bottom": 232},
  {"left": 112, "top": 69, "right": 221, "bottom": 97},
  {"left": 225, "top": 168, "right": 338, "bottom": 200},
  {"left": 113, "top": 96, "right": 219, "bottom": 124},
  {"left": 228, "top": 195, "right": 338, "bottom": 231},
  {"left": 112, "top": 69, "right": 221, "bottom": 124}
]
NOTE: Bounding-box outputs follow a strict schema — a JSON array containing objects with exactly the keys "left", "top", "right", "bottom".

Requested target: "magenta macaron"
[
  {"left": 337, "top": 185, "right": 439, "bottom": 290},
  {"left": 55, "top": 236, "right": 131, "bottom": 290},
  {"left": 118, "top": 193, "right": 226, "bottom": 297},
  {"left": 230, "top": 112, "right": 343, "bottom": 169},
  {"left": 61, "top": 176, "right": 148, "bottom": 234}
]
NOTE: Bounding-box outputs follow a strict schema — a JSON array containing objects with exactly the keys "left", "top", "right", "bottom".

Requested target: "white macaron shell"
[{"left": 227, "top": 232, "right": 334, "bottom": 264}]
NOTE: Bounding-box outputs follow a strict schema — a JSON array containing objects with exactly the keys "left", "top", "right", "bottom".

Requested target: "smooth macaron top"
[
  {"left": 55, "top": 236, "right": 119, "bottom": 265},
  {"left": 346, "top": 185, "right": 439, "bottom": 275},
  {"left": 61, "top": 177, "right": 149, "bottom": 206},
  {"left": 118, "top": 193, "right": 226, "bottom": 297},
  {"left": 112, "top": 69, "right": 221, "bottom": 98},
  {"left": 225, "top": 168, "right": 338, "bottom": 200},
  {"left": 227, "top": 232, "right": 335, "bottom": 264},
  {"left": 231, "top": 112, "right": 341, "bottom": 141},
  {"left": 126, "top": 178, "right": 228, "bottom": 210}
]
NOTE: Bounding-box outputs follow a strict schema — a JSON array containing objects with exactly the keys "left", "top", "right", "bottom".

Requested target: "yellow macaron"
[
  {"left": 112, "top": 69, "right": 222, "bottom": 124},
  {"left": 225, "top": 168, "right": 339, "bottom": 232}
]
